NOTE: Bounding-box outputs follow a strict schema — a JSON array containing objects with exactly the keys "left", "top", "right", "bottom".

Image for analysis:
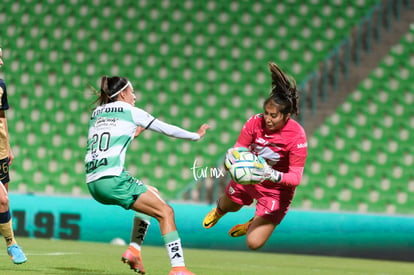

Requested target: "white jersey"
[{"left": 85, "top": 101, "right": 200, "bottom": 183}]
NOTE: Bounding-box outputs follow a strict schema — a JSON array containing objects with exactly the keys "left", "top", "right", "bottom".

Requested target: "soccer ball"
[
  {"left": 110, "top": 237, "right": 126, "bottom": 245},
  {"left": 226, "top": 150, "right": 260, "bottom": 185},
  {"left": 224, "top": 147, "right": 251, "bottom": 168}
]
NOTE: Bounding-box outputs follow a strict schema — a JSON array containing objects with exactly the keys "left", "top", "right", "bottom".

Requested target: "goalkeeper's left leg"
[{"left": 228, "top": 218, "right": 253, "bottom": 237}]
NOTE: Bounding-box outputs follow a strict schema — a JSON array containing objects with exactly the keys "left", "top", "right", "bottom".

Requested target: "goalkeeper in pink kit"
[{"left": 203, "top": 62, "right": 308, "bottom": 250}]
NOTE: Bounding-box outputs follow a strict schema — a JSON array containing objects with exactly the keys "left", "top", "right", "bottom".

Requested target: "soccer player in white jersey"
[
  {"left": 203, "top": 63, "right": 308, "bottom": 250},
  {"left": 0, "top": 47, "right": 27, "bottom": 264},
  {"left": 85, "top": 76, "right": 209, "bottom": 275}
]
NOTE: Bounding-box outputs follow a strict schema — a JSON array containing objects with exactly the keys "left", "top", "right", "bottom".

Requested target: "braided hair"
[
  {"left": 95, "top": 76, "right": 129, "bottom": 106},
  {"left": 263, "top": 62, "right": 299, "bottom": 116}
]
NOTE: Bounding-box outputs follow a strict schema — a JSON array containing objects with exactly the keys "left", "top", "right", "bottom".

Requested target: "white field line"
[{"left": 20, "top": 252, "right": 82, "bottom": 256}]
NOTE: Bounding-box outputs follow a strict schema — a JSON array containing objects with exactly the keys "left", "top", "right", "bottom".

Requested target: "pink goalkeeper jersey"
[{"left": 234, "top": 114, "right": 307, "bottom": 189}]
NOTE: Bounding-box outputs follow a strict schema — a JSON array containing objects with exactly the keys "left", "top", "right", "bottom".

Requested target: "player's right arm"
[{"left": 224, "top": 115, "right": 257, "bottom": 168}]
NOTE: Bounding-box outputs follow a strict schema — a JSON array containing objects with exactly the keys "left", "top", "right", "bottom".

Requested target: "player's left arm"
[
  {"left": 147, "top": 119, "right": 208, "bottom": 141},
  {"left": 131, "top": 106, "right": 209, "bottom": 141},
  {"left": 275, "top": 136, "right": 307, "bottom": 186},
  {"left": 279, "top": 157, "right": 306, "bottom": 187},
  {"left": 0, "top": 110, "right": 13, "bottom": 165}
]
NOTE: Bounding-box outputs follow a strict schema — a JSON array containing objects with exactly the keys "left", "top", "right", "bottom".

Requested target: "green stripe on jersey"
[{"left": 86, "top": 102, "right": 138, "bottom": 182}]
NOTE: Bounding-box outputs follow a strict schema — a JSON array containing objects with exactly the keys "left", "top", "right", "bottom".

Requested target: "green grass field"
[{"left": 0, "top": 238, "right": 413, "bottom": 275}]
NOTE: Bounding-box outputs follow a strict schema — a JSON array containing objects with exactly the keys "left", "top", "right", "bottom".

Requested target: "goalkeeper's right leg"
[
  {"left": 203, "top": 194, "right": 246, "bottom": 229},
  {"left": 202, "top": 208, "right": 224, "bottom": 228}
]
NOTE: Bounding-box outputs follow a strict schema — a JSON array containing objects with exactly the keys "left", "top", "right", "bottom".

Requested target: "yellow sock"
[{"left": 0, "top": 220, "right": 16, "bottom": 246}]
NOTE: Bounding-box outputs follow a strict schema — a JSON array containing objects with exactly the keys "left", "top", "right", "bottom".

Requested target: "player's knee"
[
  {"left": 246, "top": 237, "right": 265, "bottom": 250},
  {"left": 0, "top": 195, "right": 9, "bottom": 210},
  {"left": 157, "top": 203, "right": 175, "bottom": 221},
  {"left": 247, "top": 241, "right": 264, "bottom": 250}
]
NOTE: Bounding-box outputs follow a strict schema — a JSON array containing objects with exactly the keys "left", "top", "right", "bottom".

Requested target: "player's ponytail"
[
  {"left": 264, "top": 62, "right": 299, "bottom": 116},
  {"left": 94, "top": 76, "right": 129, "bottom": 106}
]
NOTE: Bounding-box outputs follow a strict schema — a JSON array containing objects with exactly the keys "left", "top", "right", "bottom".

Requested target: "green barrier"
[
  {"left": 9, "top": 194, "right": 414, "bottom": 261},
  {"left": 9, "top": 193, "right": 133, "bottom": 242}
]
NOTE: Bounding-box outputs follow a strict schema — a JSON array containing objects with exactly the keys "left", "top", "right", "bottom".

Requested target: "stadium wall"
[{"left": 9, "top": 193, "right": 414, "bottom": 261}]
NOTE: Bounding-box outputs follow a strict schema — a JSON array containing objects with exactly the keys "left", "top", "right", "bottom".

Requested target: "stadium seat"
[{"left": 4, "top": 0, "right": 409, "bottom": 216}]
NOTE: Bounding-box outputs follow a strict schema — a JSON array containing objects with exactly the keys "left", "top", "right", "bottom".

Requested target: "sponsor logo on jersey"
[
  {"left": 85, "top": 158, "right": 108, "bottom": 173},
  {"left": 256, "top": 137, "right": 268, "bottom": 145},
  {"left": 94, "top": 117, "right": 119, "bottom": 127},
  {"left": 91, "top": 106, "right": 124, "bottom": 118},
  {"left": 297, "top": 142, "right": 307, "bottom": 149},
  {"left": 255, "top": 137, "right": 281, "bottom": 150}
]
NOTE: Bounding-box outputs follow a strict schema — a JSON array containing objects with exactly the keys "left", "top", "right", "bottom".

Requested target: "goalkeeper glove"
[
  {"left": 224, "top": 147, "right": 249, "bottom": 170},
  {"left": 251, "top": 156, "right": 283, "bottom": 183}
]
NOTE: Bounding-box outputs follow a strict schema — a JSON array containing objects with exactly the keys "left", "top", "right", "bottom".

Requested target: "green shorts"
[{"left": 87, "top": 170, "right": 148, "bottom": 210}]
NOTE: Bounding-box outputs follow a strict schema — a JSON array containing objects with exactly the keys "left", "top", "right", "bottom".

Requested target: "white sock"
[{"left": 163, "top": 231, "right": 185, "bottom": 267}]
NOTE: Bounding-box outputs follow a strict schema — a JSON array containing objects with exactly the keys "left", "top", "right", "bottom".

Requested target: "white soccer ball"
[
  {"left": 227, "top": 151, "right": 260, "bottom": 185},
  {"left": 224, "top": 147, "right": 251, "bottom": 169},
  {"left": 110, "top": 237, "right": 126, "bottom": 246}
]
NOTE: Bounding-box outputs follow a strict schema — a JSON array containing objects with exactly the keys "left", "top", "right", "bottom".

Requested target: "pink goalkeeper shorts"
[{"left": 225, "top": 180, "right": 294, "bottom": 224}]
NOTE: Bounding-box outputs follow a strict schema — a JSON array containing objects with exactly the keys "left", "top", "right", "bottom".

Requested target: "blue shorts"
[{"left": 87, "top": 170, "right": 148, "bottom": 210}]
